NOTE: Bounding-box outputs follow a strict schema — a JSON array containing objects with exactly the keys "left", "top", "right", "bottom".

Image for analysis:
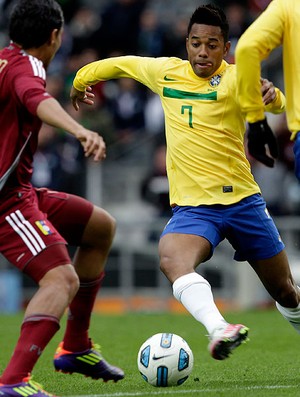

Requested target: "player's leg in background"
[
  {"left": 52, "top": 203, "right": 124, "bottom": 381},
  {"left": 250, "top": 250, "right": 300, "bottom": 333},
  {"left": 159, "top": 232, "right": 248, "bottom": 360},
  {"left": 62, "top": 205, "right": 116, "bottom": 352}
]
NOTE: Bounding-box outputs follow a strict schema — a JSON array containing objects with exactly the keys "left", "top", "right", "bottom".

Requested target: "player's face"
[{"left": 186, "top": 24, "right": 230, "bottom": 78}]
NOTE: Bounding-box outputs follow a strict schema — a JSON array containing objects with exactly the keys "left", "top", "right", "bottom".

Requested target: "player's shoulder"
[
  {"left": 164, "top": 56, "right": 188, "bottom": 67},
  {"left": 222, "top": 62, "right": 237, "bottom": 80},
  {"left": 146, "top": 56, "right": 186, "bottom": 67},
  {"left": 140, "top": 56, "right": 187, "bottom": 78},
  {"left": 223, "top": 60, "right": 235, "bottom": 71},
  {"left": 2, "top": 44, "right": 46, "bottom": 81},
  {"left": 153, "top": 56, "right": 189, "bottom": 75}
]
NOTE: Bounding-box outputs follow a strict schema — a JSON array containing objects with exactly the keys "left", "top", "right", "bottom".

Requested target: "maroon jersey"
[{"left": 0, "top": 42, "right": 52, "bottom": 192}]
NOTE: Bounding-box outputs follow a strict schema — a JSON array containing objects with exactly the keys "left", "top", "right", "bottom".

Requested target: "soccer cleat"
[
  {"left": 208, "top": 323, "right": 249, "bottom": 360},
  {"left": 0, "top": 375, "right": 57, "bottom": 397},
  {"left": 53, "top": 341, "right": 124, "bottom": 382}
]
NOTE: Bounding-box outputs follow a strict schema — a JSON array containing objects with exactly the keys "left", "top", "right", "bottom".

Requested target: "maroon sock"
[
  {"left": 63, "top": 273, "right": 104, "bottom": 352},
  {"left": 0, "top": 315, "right": 60, "bottom": 385}
]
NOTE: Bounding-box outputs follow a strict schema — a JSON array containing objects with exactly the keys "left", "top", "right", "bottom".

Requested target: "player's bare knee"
[
  {"left": 58, "top": 271, "right": 79, "bottom": 303},
  {"left": 66, "top": 271, "right": 80, "bottom": 300},
  {"left": 40, "top": 265, "right": 79, "bottom": 301},
  {"left": 159, "top": 256, "right": 184, "bottom": 282},
  {"left": 94, "top": 213, "right": 115, "bottom": 250},
  {"left": 104, "top": 213, "right": 116, "bottom": 244},
  {"left": 97, "top": 209, "right": 116, "bottom": 237},
  {"left": 83, "top": 207, "right": 116, "bottom": 249},
  {"left": 159, "top": 255, "right": 171, "bottom": 275}
]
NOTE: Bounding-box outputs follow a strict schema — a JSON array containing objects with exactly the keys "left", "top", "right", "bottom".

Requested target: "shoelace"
[{"left": 91, "top": 343, "right": 103, "bottom": 356}]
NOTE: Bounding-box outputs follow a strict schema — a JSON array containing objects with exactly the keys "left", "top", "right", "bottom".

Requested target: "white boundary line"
[{"left": 67, "top": 384, "right": 297, "bottom": 397}]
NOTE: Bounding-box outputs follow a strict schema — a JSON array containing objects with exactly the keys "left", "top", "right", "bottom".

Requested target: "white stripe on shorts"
[{"left": 5, "top": 210, "right": 46, "bottom": 256}]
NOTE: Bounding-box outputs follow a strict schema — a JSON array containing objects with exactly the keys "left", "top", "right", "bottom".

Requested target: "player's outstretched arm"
[
  {"left": 36, "top": 97, "right": 106, "bottom": 162},
  {"left": 70, "top": 86, "right": 95, "bottom": 111}
]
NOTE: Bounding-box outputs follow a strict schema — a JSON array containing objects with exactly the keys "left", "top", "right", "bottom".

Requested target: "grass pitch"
[{"left": 0, "top": 308, "right": 299, "bottom": 397}]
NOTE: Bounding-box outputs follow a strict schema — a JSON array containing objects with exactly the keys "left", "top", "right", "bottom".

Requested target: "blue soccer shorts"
[{"left": 160, "top": 194, "right": 285, "bottom": 262}]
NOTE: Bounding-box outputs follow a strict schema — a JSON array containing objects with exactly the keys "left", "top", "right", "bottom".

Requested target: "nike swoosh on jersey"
[{"left": 164, "top": 75, "right": 177, "bottom": 81}]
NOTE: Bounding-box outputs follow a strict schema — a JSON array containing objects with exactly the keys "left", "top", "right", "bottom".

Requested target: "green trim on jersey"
[{"left": 163, "top": 87, "right": 217, "bottom": 100}]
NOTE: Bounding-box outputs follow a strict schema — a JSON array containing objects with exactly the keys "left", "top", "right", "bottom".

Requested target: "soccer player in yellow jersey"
[
  {"left": 71, "top": 4, "right": 300, "bottom": 360},
  {"left": 236, "top": 0, "right": 300, "bottom": 177}
]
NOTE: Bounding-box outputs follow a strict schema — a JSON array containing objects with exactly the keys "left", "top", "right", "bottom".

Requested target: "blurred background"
[{"left": 1, "top": 0, "right": 300, "bottom": 314}]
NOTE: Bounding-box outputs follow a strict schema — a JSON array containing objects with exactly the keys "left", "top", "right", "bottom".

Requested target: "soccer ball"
[{"left": 137, "top": 332, "right": 194, "bottom": 387}]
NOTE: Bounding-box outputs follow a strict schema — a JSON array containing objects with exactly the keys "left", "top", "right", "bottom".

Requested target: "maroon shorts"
[{"left": 0, "top": 187, "right": 93, "bottom": 282}]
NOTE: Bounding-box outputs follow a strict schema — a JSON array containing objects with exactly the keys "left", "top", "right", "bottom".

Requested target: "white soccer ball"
[{"left": 137, "top": 332, "right": 194, "bottom": 387}]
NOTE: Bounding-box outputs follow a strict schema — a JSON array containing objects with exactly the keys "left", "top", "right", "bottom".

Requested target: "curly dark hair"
[
  {"left": 187, "top": 4, "right": 229, "bottom": 43},
  {"left": 9, "top": 0, "right": 64, "bottom": 49}
]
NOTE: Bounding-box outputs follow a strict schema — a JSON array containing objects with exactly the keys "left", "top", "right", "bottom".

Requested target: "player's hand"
[
  {"left": 293, "top": 133, "right": 300, "bottom": 182},
  {"left": 70, "top": 86, "right": 95, "bottom": 111},
  {"left": 247, "top": 118, "right": 278, "bottom": 167},
  {"left": 260, "top": 78, "right": 276, "bottom": 105},
  {"left": 76, "top": 128, "right": 106, "bottom": 162}
]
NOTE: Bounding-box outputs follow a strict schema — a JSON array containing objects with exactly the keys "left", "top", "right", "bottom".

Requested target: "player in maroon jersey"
[{"left": 0, "top": 1, "right": 124, "bottom": 396}]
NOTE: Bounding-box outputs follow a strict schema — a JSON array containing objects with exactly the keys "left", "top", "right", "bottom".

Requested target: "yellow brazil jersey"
[
  {"left": 236, "top": 0, "right": 299, "bottom": 139},
  {"left": 74, "top": 56, "right": 285, "bottom": 206}
]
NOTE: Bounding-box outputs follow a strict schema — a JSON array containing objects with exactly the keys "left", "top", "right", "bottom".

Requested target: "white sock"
[
  {"left": 276, "top": 301, "right": 300, "bottom": 333},
  {"left": 173, "top": 272, "right": 227, "bottom": 335}
]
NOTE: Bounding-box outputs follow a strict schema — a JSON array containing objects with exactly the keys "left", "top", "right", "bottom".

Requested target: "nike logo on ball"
[{"left": 152, "top": 354, "right": 173, "bottom": 360}]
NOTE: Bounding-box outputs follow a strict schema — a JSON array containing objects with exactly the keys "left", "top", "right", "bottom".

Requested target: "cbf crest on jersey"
[{"left": 209, "top": 74, "right": 222, "bottom": 87}]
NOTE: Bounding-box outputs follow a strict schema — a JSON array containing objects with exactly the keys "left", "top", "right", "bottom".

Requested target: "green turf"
[{"left": 0, "top": 308, "right": 299, "bottom": 396}]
